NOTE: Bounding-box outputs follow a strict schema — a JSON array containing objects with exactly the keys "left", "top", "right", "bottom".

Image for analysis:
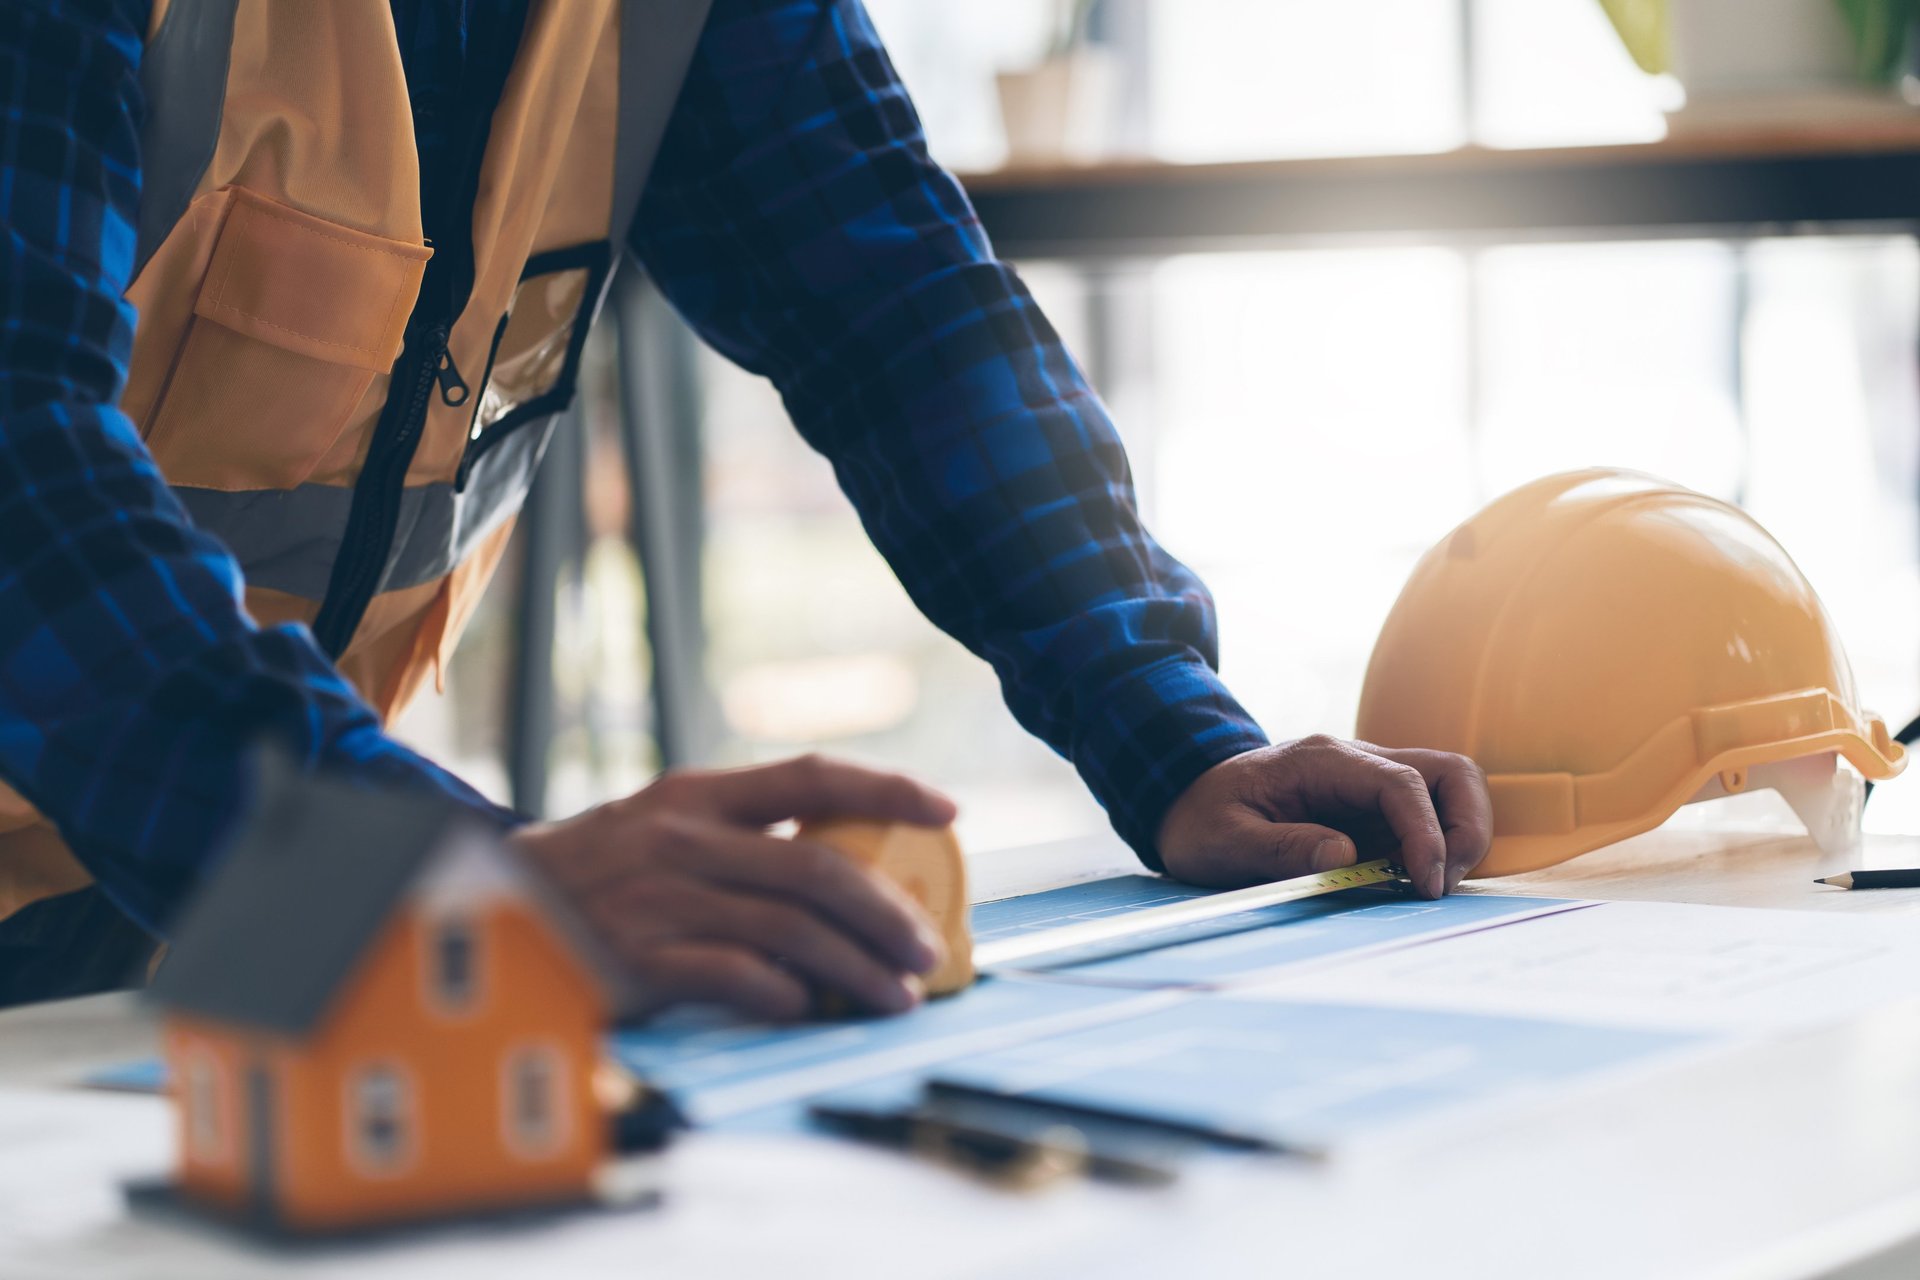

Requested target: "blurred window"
[
  {"left": 428, "top": 916, "right": 479, "bottom": 1013},
  {"left": 349, "top": 1065, "right": 411, "bottom": 1172},
  {"left": 502, "top": 1044, "right": 566, "bottom": 1157},
  {"left": 186, "top": 1053, "right": 223, "bottom": 1162}
]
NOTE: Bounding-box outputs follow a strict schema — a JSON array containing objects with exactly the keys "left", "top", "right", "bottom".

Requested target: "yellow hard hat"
[{"left": 1356, "top": 468, "right": 1904, "bottom": 876}]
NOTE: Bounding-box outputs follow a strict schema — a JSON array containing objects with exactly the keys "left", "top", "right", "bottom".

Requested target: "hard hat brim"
[{"left": 1476, "top": 688, "right": 1904, "bottom": 877}]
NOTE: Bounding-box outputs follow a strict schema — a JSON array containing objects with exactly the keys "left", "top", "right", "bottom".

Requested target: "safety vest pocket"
[{"left": 141, "top": 188, "right": 433, "bottom": 492}]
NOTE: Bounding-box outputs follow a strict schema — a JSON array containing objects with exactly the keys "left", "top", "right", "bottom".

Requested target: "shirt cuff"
[
  {"left": 1072, "top": 656, "right": 1269, "bottom": 872},
  {"left": 305, "top": 729, "right": 529, "bottom": 837}
]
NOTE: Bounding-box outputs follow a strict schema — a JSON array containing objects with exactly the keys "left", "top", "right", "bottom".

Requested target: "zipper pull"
[{"left": 435, "top": 341, "right": 470, "bottom": 407}]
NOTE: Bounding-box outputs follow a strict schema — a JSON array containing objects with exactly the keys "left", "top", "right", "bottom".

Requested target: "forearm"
[
  {"left": 631, "top": 0, "right": 1267, "bottom": 863},
  {"left": 0, "top": 398, "right": 516, "bottom": 932},
  {"left": 778, "top": 260, "right": 1270, "bottom": 862}
]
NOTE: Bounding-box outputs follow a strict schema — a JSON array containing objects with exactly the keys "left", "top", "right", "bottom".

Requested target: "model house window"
[
  {"left": 186, "top": 1053, "right": 222, "bottom": 1161},
  {"left": 502, "top": 1045, "right": 566, "bottom": 1157},
  {"left": 429, "top": 916, "right": 478, "bottom": 1012},
  {"left": 351, "top": 1066, "right": 410, "bottom": 1172}
]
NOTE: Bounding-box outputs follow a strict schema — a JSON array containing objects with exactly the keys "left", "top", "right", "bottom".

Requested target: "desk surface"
[{"left": 8, "top": 824, "right": 1920, "bottom": 1279}]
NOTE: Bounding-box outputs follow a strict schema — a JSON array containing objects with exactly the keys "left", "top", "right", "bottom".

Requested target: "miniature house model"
[{"left": 148, "top": 773, "right": 620, "bottom": 1235}]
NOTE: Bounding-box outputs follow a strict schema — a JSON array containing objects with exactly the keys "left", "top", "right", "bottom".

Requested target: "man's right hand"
[{"left": 510, "top": 755, "right": 956, "bottom": 1024}]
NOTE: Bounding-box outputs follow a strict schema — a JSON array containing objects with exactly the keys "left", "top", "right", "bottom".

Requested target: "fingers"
[
  {"left": 652, "top": 881, "right": 925, "bottom": 1015},
  {"left": 521, "top": 798, "right": 946, "bottom": 978},
  {"left": 619, "top": 941, "right": 812, "bottom": 1024},
  {"left": 584, "top": 850, "right": 930, "bottom": 1018},
  {"left": 567, "top": 814, "right": 941, "bottom": 1017},
  {"left": 514, "top": 754, "right": 960, "bottom": 1026},
  {"left": 593, "top": 869, "right": 923, "bottom": 1020},
  {"left": 658, "top": 826, "right": 942, "bottom": 976},
  {"left": 1293, "top": 740, "right": 1447, "bottom": 898},
  {"left": 1157, "top": 737, "right": 1486, "bottom": 896},
  {"left": 1364, "top": 745, "right": 1492, "bottom": 892},
  {"left": 1175, "top": 819, "right": 1358, "bottom": 889},
  {"left": 675, "top": 754, "right": 957, "bottom": 829}
]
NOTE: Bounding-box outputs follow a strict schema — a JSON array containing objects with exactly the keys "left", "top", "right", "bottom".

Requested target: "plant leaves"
[
  {"left": 1598, "top": 0, "right": 1671, "bottom": 75},
  {"left": 1836, "top": 0, "right": 1919, "bottom": 83}
]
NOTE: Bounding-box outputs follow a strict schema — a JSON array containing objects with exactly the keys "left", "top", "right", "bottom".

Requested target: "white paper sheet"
[{"left": 1238, "top": 898, "right": 1920, "bottom": 1036}]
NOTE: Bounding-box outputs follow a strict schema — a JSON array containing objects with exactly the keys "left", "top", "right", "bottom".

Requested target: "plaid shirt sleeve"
[
  {"left": 0, "top": 0, "right": 514, "bottom": 935},
  {"left": 631, "top": 0, "right": 1269, "bottom": 868}
]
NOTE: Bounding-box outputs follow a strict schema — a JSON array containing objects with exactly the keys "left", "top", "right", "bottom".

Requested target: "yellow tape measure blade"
[{"left": 974, "top": 858, "right": 1406, "bottom": 971}]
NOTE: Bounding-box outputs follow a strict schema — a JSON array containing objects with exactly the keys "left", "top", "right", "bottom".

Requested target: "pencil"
[{"left": 1814, "top": 869, "right": 1920, "bottom": 890}]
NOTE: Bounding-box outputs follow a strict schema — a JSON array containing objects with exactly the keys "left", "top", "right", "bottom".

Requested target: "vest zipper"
[
  {"left": 436, "top": 347, "right": 471, "bottom": 407},
  {"left": 309, "top": 64, "right": 498, "bottom": 658},
  {"left": 310, "top": 321, "right": 450, "bottom": 656}
]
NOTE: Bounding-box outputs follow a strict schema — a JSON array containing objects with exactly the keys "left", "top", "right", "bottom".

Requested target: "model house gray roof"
[{"left": 148, "top": 757, "right": 604, "bottom": 1036}]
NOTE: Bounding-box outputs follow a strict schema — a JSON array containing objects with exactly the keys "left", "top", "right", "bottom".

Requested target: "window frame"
[
  {"left": 499, "top": 1041, "right": 570, "bottom": 1160},
  {"left": 183, "top": 1047, "right": 228, "bottom": 1164},
  {"left": 344, "top": 1061, "right": 417, "bottom": 1177},
  {"left": 422, "top": 912, "right": 483, "bottom": 1018}
]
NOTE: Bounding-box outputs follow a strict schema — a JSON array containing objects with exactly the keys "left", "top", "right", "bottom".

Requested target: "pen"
[
  {"left": 810, "top": 1094, "right": 1185, "bottom": 1188},
  {"left": 810, "top": 1100, "right": 1099, "bottom": 1189},
  {"left": 923, "top": 1079, "right": 1325, "bottom": 1161},
  {"left": 1814, "top": 869, "right": 1920, "bottom": 890}
]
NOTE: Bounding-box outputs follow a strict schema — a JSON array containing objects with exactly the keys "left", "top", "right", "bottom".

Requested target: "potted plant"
[
  {"left": 995, "top": 0, "right": 1121, "bottom": 166},
  {"left": 1601, "top": 0, "right": 1919, "bottom": 115}
]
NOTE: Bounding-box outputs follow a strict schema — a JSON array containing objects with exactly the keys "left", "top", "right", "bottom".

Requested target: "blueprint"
[
  {"left": 610, "top": 876, "right": 1599, "bottom": 1134},
  {"left": 989, "top": 885, "right": 1584, "bottom": 985},
  {"left": 929, "top": 996, "right": 1704, "bottom": 1151},
  {"left": 114, "top": 871, "right": 1907, "bottom": 1156},
  {"left": 612, "top": 976, "right": 1172, "bottom": 1125},
  {"left": 969, "top": 875, "right": 1215, "bottom": 943},
  {"left": 1248, "top": 897, "right": 1920, "bottom": 1036}
]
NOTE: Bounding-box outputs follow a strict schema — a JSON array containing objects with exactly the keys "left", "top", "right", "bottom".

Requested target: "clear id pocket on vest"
[
  {"left": 141, "top": 188, "right": 432, "bottom": 491},
  {"left": 455, "top": 241, "right": 613, "bottom": 490}
]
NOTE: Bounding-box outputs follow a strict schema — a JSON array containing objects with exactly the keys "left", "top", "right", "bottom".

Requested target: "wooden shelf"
[{"left": 960, "top": 118, "right": 1920, "bottom": 258}]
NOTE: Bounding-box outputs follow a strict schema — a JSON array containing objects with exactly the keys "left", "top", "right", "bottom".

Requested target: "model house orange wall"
[
  {"left": 166, "top": 896, "right": 607, "bottom": 1232},
  {"left": 165, "top": 1017, "right": 257, "bottom": 1214}
]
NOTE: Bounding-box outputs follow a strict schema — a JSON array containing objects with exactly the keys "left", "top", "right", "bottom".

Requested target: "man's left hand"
[{"left": 1156, "top": 736, "right": 1492, "bottom": 899}]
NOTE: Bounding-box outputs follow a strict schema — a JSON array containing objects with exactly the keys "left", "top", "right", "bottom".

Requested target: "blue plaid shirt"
[{"left": 0, "top": 0, "right": 1266, "bottom": 946}]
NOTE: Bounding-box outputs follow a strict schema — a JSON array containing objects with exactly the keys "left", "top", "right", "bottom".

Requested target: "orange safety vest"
[{"left": 0, "top": 0, "right": 708, "bottom": 958}]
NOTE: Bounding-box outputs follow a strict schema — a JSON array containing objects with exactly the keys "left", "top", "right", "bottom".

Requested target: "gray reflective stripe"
[
  {"left": 136, "top": 0, "right": 240, "bottom": 275},
  {"left": 173, "top": 416, "right": 559, "bottom": 601},
  {"left": 173, "top": 485, "right": 349, "bottom": 602},
  {"left": 378, "top": 416, "right": 559, "bottom": 594},
  {"left": 613, "top": 0, "right": 715, "bottom": 243}
]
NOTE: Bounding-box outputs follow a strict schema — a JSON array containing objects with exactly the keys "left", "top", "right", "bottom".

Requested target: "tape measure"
[{"left": 973, "top": 859, "right": 1408, "bottom": 973}]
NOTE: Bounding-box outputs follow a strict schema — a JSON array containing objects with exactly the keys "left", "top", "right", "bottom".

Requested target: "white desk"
[{"left": 8, "top": 825, "right": 1920, "bottom": 1280}]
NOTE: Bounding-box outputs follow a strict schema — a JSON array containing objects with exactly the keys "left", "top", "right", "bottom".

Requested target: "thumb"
[
  {"left": 1186, "top": 819, "right": 1358, "bottom": 888},
  {"left": 1259, "top": 823, "right": 1359, "bottom": 880}
]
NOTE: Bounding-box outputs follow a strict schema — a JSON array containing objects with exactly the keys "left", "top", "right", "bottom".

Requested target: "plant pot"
[
  {"left": 1664, "top": 0, "right": 1913, "bottom": 125},
  {"left": 995, "top": 50, "right": 1121, "bottom": 167}
]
